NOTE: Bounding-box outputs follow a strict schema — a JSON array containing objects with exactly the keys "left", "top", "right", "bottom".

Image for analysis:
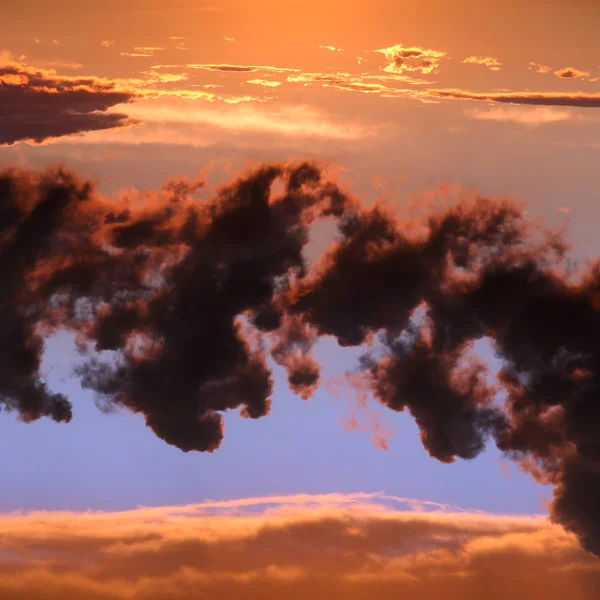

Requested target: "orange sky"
[
  {"left": 2, "top": 3, "right": 600, "bottom": 596},
  {"left": 2, "top": 0, "right": 599, "bottom": 254}
]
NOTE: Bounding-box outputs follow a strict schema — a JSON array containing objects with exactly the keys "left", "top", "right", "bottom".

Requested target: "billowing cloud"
[
  {"left": 374, "top": 43, "right": 447, "bottom": 75},
  {"left": 0, "top": 60, "right": 137, "bottom": 145},
  {"left": 0, "top": 494, "right": 597, "bottom": 600},
  {"left": 3, "top": 161, "right": 600, "bottom": 558},
  {"left": 463, "top": 56, "right": 503, "bottom": 71}
]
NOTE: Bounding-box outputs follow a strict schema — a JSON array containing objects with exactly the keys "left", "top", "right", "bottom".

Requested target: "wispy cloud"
[
  {"left": 528, "top": 62, "right": 553, "bottom": 74},
  {"left": 463, "top": 56, "right": 503, "bottom": 71},
  {"left": 319, "top": 45, "right": 344, "bottom": 52},
  {"left": 105, "top": 97, "right": 376, "bottom": 142},
  {"left": 247, "top": 79, "right": 282, "bottom": 87},
  {"left": 121, "top": 47, "right": 164, "bottom": 58},
  {"left": 152, "top": 63, "right": 300, "bottom": 73},
  {"left": 428, "top": 88, "right": 600, "bottom": 108},
  {"left": 468, "top": 106, "right": 575, "bottom": 125}
]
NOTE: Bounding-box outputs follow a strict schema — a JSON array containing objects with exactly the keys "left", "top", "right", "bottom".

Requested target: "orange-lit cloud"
[
  {"left": 374, "top": 44, "right": 447, "bottom": 75},
  {"left": 428, "top": 88, "right": 600, "bottom": 108},
  {"left": 152, "top": 63, "right": 300, "bottom": 74},
  {"left": 100, "top": 40, "right": 115, "bottom": 47},
  {"left": 468, "top": 106, "right": 574, "bottom": 125},
  {"left": 0, "top": 494, "right": 596, "bottom": 600},
  {"left": 121, "top": 47, "right": 164, "bottom": 58},
  {"left": 463, "top": 56, "right": 503, "bottom": 71},
  {"left": 319, "top": 45, "right": 344, "bottom": 52},
  {"left": 554, "top": 67, "right": 591, "bottom": 79},
  {"left": 0, "top": 59, "right": 138, "bottom": 145},
  {"left": 528, "top": 62, "right": 553, "bottom": 73},
  {"left": 247, "top": 79, "right": 282, "bottom": 87},
  {"left": 287, "top": 72, "right": 427, "bottom": 97},
  {"left": 527, "top": 62, "right": 592, "bottom": 81},
  {"left": 94, "top": 97, "right": 376, "bottom": 143}
]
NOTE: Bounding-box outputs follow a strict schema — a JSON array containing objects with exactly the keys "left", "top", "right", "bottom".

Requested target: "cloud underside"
[
  {"left": 0, "top": 494, "right": 598, "bottom": 600},
  {"left": 0, "top": 62, "right": 137, "bottom": 145}
]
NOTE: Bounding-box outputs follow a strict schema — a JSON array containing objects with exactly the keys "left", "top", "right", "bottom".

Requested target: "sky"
[{"left": 1, "top": 1, "right": 600, "bottom": 598}]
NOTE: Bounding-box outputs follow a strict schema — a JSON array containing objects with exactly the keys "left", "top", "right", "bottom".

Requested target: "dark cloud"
[
  {"left": 0, "top": 61, "right": 137, "bottom": 145},
  {"left": 428, "top": 88, "right": 600, "bottom": 107},
  {"left": 554, "top": 67, "right": 591, "bottom": 79},
  {"left": 2, "top": 162, "right": 600, "bottom": 559}
]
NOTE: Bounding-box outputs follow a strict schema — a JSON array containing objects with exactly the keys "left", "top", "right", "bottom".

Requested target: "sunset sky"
[{"left": 1, "top": 1, "right": 600, "bottom": 598}]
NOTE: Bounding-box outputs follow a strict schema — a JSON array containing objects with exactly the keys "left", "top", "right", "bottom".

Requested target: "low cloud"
[{"left": 0, "top": 494, "right": 597, "bottom": 600}]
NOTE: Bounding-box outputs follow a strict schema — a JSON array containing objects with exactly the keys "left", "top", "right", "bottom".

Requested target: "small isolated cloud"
[
  {"left": 0, "top": 59, "right": 137, "bottom": 145},
  {"left": 247, "top": 79, "right": 282, "bottom": 87},
  {"left": 52, "top": 39, "right": 61, "bottom": 46},
  {"left": 101, "top": 40, "right": 115, "bottom": 47},
  {"left": 374, "top": 43, "right": 447, "bottom": 75},
  {"left": 554, "top": 67, "right": 591, "bottom": 79},
  {"left": 169, "top": 36, "right": 189, "bottom": 40},
  {"left": 463, "top": 56, "right": 503, "bottom": 71},
  {"left": 468, "top": 106, "right": 574, "bottom": 125},
  {"left": 528, "top": 62, "right": 553, "bottom": 74},
  {"left": 319, "top": 45, "right": 344, "bottom": 52},
  {"left": 121, "top": 46, "right": 164, "bottom": 58},
  {"left": 224, "top": 37, "right": 236, "bottom": 42},
  {"left": 0, "top": 494, "right": 596, "bottom": 600}
]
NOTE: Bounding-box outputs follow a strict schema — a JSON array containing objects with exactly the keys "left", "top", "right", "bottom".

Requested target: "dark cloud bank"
[
  {"left": 1, "top": 162, "right": 600, "bottom": 559},
  {"left": 0, "top": 62, "right": 136, "bottom": 145}
]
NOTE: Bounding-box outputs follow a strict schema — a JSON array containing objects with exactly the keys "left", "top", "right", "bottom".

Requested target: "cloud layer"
[{"left": 0, "top": 494, "right": 597, "bottom": 600}]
